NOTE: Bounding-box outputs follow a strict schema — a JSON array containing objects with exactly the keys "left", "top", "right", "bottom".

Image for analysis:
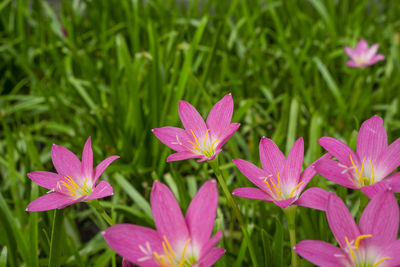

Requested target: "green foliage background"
[{"left": 1, "top": 0, "right": 400, "bottom": 266}]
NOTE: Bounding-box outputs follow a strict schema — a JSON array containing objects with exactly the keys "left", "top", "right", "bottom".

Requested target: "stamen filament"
[
  {"left": 349, "top": 154, "right": 359, "bottom": 176},
  {"left": 65, "top": 176, "right": 80, "bottom": 189},
  {"left": 163, "top": 236, "right": 176, "bottom": 260},
  {"left": 82, "top": 178, "right": 88, "bottom": 195},
  {"left": 373, "top": 257, "right": 391, "bottom": 267},
  {"left": 269, "top": 179, "right": 280, "bottom": 199},
  {"left": 359, "top": 157, "right": 366, "bottom": 185},
  {"left": 369, "top": 159, "right": 375, "bottom": 184},
  {"left": 354, "top": 234, "right": 372, "bottom": 252},
  {"left": 289, "top": 181, "right": 305, "bottom": 198},
  {"left": 60, "top": 181, "right": 77, "bottom": 196},
  {"left": 204, "top": 129, "right": 210, "bottom": 146},
  {"left": 181, "top": 238, "right": 191, "bottom": 258},
  {"left": 190, "top": 130, "right": 199, "bottom": 146},
  {"left": 162, "top": 242, "right": 174, "bottom": 264}
]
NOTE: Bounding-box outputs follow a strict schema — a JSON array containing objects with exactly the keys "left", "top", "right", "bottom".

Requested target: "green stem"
[
  {"left": 284, "top": 206, "right": 298, "bottom": 267},
  {"left": 88, "top": 199, "right": 115, "bottom": 226},
  {"left": 48, "top": 209, "right": 64, "bottom": 267},
  {"left": 209, "top": 158, "right": 259, "bottom": 267}
]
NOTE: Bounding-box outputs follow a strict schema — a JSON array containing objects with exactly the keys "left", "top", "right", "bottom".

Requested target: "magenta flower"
[
  {"left": 232, "top": 137, "right": 330, "bottom": 210},
  {"left": 294, "top": 191, "right": 400, "bottom": 267},
  {"left": 152, "top": 94, "right": 240, "bottom": 162},
  {"left": 26, "top": 137, "right": 119, "bottom": 212},
  {"left": 344, "top": 39, "right": 385, "bottom": 68},
  {"left": 103, "top": 180, "right": 224, "bottom": 267},
  {"left": 315, "top": 115, "right": 400, "bottom": 198}
]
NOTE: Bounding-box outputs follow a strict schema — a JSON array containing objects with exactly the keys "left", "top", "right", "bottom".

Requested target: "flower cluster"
[{"left": 26, "top": 40, "right": 397, "bottom": 267}]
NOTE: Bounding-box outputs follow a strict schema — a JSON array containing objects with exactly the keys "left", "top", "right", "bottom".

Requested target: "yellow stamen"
[
  {"left": 181, "top": 238, "right": 191, "bottom": 258},
  {"left": 359, "top": 157, "right": 366, "bottom": 185},
  {"left": 277, "top": 172, "right": 282, "bottom": 196},
  {"left": 354, "top": 234, "right": 372, "bottom": 252},
  {"left": 65, "top": 176, "right": 80, "bottom": 189},
  {"left": 269, "top": 178, "right": 280, "bottom": 199},
  {"left": 345, "top": 236, "right": 355, "bottom": 261},
  {"left": 373, "top": 257, "right": 391, "bottom": 267},
  {"left": 187, "top": 140, "right": 200, "bottom": 151},
  {"left": 204, "top": 129, "right": 210, "bottom": 146},
  {"left": 361, "top": 177, "right": 370, "bottom": 184},
  {"left": 60, "top": 181, "right": 77, "bottom": 196},
  {"left": 349, "top": 154, "right": 359, "bottom": 176},
  {"left": 264, "top": 180, "right": 274, "bottom": 195},
  {"left": 289, "top": 181, "right": 305, "bottom": 198},
  {"left": 208, "top": 139, "right": 219, "bottom": 155},
  {"left": 190, "top": 129, "right": 199, "bottom": 146},
  {"left": 162, "top": 242, "right": 174, "bottom": 264},
  {"left": 369, "top": 160, "right": 375, "bottom": 184},
  {"left": 178, "top": 258, "right": 186, "bottom": 267},
  {"left": 81, "top": 178, "right": 88, "bottom": 195},
  {"left": 163, "top": 236, "right": 176, "bottom": 260}
]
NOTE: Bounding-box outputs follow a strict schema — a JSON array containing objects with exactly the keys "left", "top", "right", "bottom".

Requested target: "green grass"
[{"left": 1, "top": 0, "right": 400, "bottom": 266}]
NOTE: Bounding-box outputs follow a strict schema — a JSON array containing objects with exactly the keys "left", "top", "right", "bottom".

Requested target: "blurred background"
[{"left": 1, "top": 0, "right": 400, "bottom": 266}]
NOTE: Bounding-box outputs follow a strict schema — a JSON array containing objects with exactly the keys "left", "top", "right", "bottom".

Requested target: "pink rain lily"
[
  {"left": 315, "top": 115, "right": 400, "bottom": 198},
  {"left": 344, "top": 39, "right": 385, "bottom": 68},
  {"left": 26, "top": 137, "right": 119, "bottom": 212},
  {"left": 152, "top": 94, "right": 240, "bottom": 162},
  {"left": 103, "top": 180, "right": 225, "bottom": 267},
  {"left": 294, "top": 191, "right": 400, "bottom": 267},
  {"left": 232, "top": 137, "right": 330, "bottom": 210}
]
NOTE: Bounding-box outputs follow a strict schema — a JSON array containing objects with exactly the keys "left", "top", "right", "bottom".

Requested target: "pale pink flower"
[{"left": 344, "top": 39, "right": 385, "bottom": 68}]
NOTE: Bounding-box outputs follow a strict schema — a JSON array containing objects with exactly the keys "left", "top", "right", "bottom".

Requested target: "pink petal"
[
  {"left": 152, "top": 126, "right": 189, "bottom": 152},
  {"left": 51, "top": 144, "right": 82, "bottom": 178},
  {"left": 294, "top": 187, "right": 329, "bottom": 211},
  {"left": 86, "top": 181, "right": 114, "bottom": 200},
  {"left": 369, "top": 54, "right": 385, "bottom": 64},
  {"left": 382, "top": 239, "right": 400, "bottom": 265},
  {"left": 355, "top": 39, "right": 369, "bottom": 54},
  {"left": 359, "top": 191, "right": 399, "bottom": 244},
  {"left": 150, "top": 181, "right": 189, "bottom": 248},
  {"left": 346, "top": 60, "right": 362, "bottom": 68},
  {"left": 82, "top": 137, "right": 93, "bottom": 181},
  {"left": 166, "top": 151, "right": 202, "bottom": 162},
  {"left": 387, "top": 172, "right": 400, "bottom": 192},
  {"left": 27, "top": 171, "right": 63, "bottom": 190},
  {"left": 356, "top": 116, "right": 387, "bottom": 162},
  {"left": 319, "top": 137, "right": 360, "bottom": 167},
  {"left": 376, "top": 138, "right": 400, "bottom": 178},
  {"left": 298, "top": 153, "right": 332, "bottom": 191},
  {"left": 215, "top": 123, "right": 240, "bottom": 150},
  {"left": 198, "top": 247, "right": 226, "bottom": 267},
  {"left": 200, "top": 230, "right": 223, "bottom": 258},
  {"left": 259, "top": 137, "right": 285, "bottom": 177},
  {"left": 294, "top": 240, "right": 348, "bottom": 267},
  {"left": 178, "top": 100, "right": 208, "bottom": 140},
  {"left": 232, "top": 159, "right": 269, "bottom": 191},
  {"left": 185, "top": 180, "right": 218, "bottom": 248},
  {"left": 26, "top": 192, "right": 77, "bottom": 212},
  {"left": 344, "top": 46, "right": 356, "bottom": 58},
  {"left": 206, "top": 94, "right": 234, "bottom": 139},
  {"left": 326, "top": 193, "right": 360, "bottom": 250},
  {"left": 365, "top": 44, "right": 379, "bottom": 60},
  {"left": 273, "top": 197, "right": 295, "bottom": 209},
  {"left": 197, "top": 153, "right": 218, "bottom": 162},
  {"left": 232, "top": 187, "right": 273, "bottom": 201},
  {"left": 360, "top": 179, "right": 391, "bottom": 199},
  {"left": 315, "top": 158, "right": 358, "bottom": 189},
  {"left": 93, "top": 155, "right": 119, "bottom": 185},
  {"left": 280, "top": 138, "right": 304, "bottom": 186},
  {"left": 103, "top": 224, "right": 163, "bottom": 267}
]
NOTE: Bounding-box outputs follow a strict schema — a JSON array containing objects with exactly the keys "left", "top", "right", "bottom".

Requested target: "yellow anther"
[
  {"left": 345, "top": 236, "right": 356, "bottom": 261},
  {"left": 373, "top": 257, "right": 391, "bottom": 267},
  {"left": 190, "top": 130, "right": 199, "bottom": 146},
  {"left": 369, "top": 159, "right": 375, "bottom": 184},
  {"left": 359, "top": 157, "right": 366, "bottom": 185},
  {"left": 204, "top": 129, "right": 210, "bottom": 146},
  {"left": 163, "top": 236, "right": 176, "bottom": 260},
  {"left": 354, "top": 234, "right": 372, "bottom": 251},
  {"left": 349, "top": 154, "right": 359, "bottom": 176},
  {"left": 289, "top": 181, "right": 305, "bottom": 198},
  {"left": 82, "top": 178, "right": 88, "bottom": 195}
]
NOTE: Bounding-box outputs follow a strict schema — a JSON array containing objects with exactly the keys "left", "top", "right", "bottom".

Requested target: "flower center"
[
  {"left": 187, "top": 129, "right": 219, "bottom": 158},
  {"left": 343, "top": 235, "right": 390, "bottom": 267},
  {"left": 355, "top": 55, "right": 368, "bottom": 66},
  {"left": 349, "top": 155, "right": 376, "bottom": 186},
  {"left": 260, "top": 173, "right": 304, "bottom": 201},
  {"left": 57, "top": 176, "right": 92, "bottom": 198},
  {"left": 138, "top": 236, "right": 194, "bottom": 267}
]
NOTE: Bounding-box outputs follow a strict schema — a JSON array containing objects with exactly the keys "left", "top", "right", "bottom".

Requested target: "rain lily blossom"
[
  {"left": 315, "top": 115, "right": 400, "bottom": 198},
  {"left": 26, "top": 137, "right": 119, "bottom": 212},
  {"left": 344, "top": 39, "right": 385, "bottom": 68},
  {"left": 232, "top": 137, "right": 330, "bottom": 210},
  {"left": 103, "top": 180, "right": 225, "bottom": 267},
  {"left": 294, "top": 191, "right": 400, "bottom": 267},
  {"left": 152, "top": 94, "right": 240, "bottom": 162}
]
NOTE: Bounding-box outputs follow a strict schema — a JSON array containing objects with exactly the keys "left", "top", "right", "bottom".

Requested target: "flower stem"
[
  {"left": 209, "top": 158, "right": 259, "bottom": 267},
  {"left": 88, "top": 199, "right": 115, "bottom": 226},
  {"left": 284, "top": 206, "right": 298, "bottom": 267},
  {"left": 48, "top": 209, "right": 64, "bottom": 267}
]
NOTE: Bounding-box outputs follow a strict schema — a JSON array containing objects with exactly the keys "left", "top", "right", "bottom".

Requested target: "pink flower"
[
  {"left": 315, "top": 115, "right": 400, "bottom": 198},
  {"left": 294, "top": 191, "right": 400, "bottom": 267},
  {"left": 344, "top": 39, "right": 385, "bottom": 68},
  {"left": 103, "top": 180, "right": 225, "bottom": 267},
  {"left": 232, "top": 137, "right": 330, "bottom": 210},
  {"left": 152, "top": 94, "right": 240, "bottom": 162},
  {"left": 26, "top": 137, "right": 119, "bottom": 212}
]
